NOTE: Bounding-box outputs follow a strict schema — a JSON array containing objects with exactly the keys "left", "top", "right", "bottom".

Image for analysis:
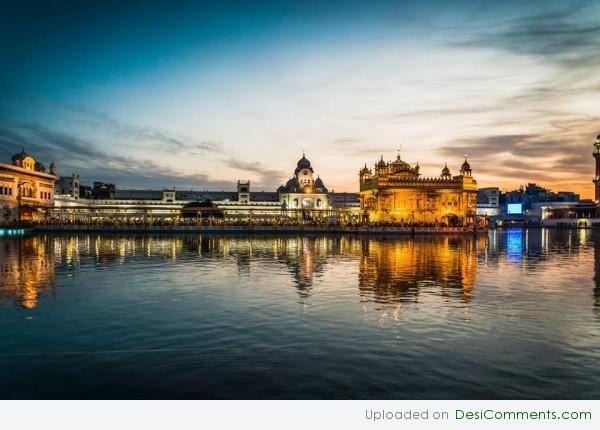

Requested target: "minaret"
[{"left": 594, "top": 135, "right": 600, "bottom": 202}]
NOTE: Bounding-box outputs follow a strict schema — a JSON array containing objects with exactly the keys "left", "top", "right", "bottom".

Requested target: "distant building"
[
  {"left": 493, "top": 182, "right": 581, "bottom": 224},
  {"left": 56, "top": 173, "right": 80, "bottom": 199},
  {"left": 237, "top": 180, "right": 250, "bottom": 203},
  {"left": 542, "top": 134, "right": 600, "bottom": 226},
  {"left": 359, "top": 153, "right": 478, "bottom": 225},
  {"left": 0, "top": 149, "right": 58, "bottom": 223},
  {"left": 477, "top": 187, "right": 500, "bottom": 217}
]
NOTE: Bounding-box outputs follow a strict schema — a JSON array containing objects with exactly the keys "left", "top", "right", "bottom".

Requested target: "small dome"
[
  {"left": 360, "top": 163, "right": 370, "bottom": 174},
  {"left": 376, "top": 155, "right": 386, "bottom": 168},
  {"left": 12, "top": 148, "right": 29, "bottom": 162},
  {"left": 314, "top": 176, "right": 328, "bottom": 192},
  {"left": 461, "top": 157, "right": 471, "bottom": 171},
  {"left": 280, "top": 177, "right": 301, "bottom": 193},
  {"left": 442, "top": 163, "right": 451, "bottom": 177}
]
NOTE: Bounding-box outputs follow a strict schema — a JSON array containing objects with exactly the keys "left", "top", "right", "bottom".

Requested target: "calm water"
[{"left": 1, "top": 229, "right": 599, "bottom": 399}]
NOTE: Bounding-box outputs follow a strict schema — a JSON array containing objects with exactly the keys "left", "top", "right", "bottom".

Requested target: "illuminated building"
[
  {"left": 51, "top": 153, "right": 359, "bottom": 222},
  {"left": 277, "top": 153, "right": 331, "bottom": 210},
  {"left": 359, "top": 153, "right": 477, "bottom": 225},
  {"left": 0, "top": 150, "right": 58, "bottom": 223}
]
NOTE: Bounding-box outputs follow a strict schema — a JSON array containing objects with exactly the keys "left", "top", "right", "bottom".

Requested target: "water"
[{"left": 1, "top": 229, "right": 599, "bottom": 399}]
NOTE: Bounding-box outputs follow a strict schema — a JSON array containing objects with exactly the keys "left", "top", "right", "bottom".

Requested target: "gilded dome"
[{"left": 390, "top": 154, "right": 417, "bottom": 174}]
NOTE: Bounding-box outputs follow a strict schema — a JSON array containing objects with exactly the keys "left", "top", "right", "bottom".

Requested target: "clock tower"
[{"left": 277, "top": 153, "right": 331, "bottom": 210}]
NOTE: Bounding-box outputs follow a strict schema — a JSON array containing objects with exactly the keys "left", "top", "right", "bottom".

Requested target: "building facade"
[
  {"left": 46, "top": 152, "right": 360, "bottom": 222},
  {"left": 277, "top": 154, "right": 331, "bottom": 210},
  {"left": 476, "top": 187, "right": 501, "bottom": 217},
  {"left": 359, "top": 154, "right": 478, "bottom": 225},
  {"left": 0, "top": 150, "right": 58, "bottom": 224}
]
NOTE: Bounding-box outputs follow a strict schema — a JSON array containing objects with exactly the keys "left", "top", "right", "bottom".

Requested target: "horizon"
[{"left": 1, "top": 0, "right": 599, "bottom": 197}]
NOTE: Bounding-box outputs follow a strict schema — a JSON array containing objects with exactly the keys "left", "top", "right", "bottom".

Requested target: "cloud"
[
  {"left": 0, "top": 123, "right": 231, "bottom": 189},
  {"left": 226, "top": 158, "right": 287, "bottom": 187},
  {"left": 439, "top": 125, "right": 598, "bottom": 188},
  {"left": 451, "top": 2, "right": 600, "bottom": 68},
  {"left": 328, "top": 136, "right": 392, "bottom": 157},
  {"left": 53, "top": 103, "right": 222, "bottom": 156}
]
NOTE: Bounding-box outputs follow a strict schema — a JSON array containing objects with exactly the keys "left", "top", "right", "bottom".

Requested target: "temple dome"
[
  {"left": 294, "top": 153, "right": 314, "bottom": 174},
  {"left": 12, "top": 149, "right": 29, "bottom": 162},
  {"left": 12, "top": 148, "right": 37, "bottom": 171},
  {"left": 392, "top": 158, "right": 412, "bottom": 171},
  {"left": 441, "top": 163, "right": 451, "bottom": 177}
]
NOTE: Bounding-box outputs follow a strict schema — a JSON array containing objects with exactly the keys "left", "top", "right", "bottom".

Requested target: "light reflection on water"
[{"left": 0, "top": 229, "right": 599, "bottom": 399}]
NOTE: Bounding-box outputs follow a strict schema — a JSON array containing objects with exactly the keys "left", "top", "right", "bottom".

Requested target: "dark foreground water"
[{"left": 1, "top": 229, "right": 599, "bottom": 399}]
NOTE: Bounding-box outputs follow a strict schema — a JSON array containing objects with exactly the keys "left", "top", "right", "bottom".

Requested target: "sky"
[{"left": 1, "top": 0, "right": 599, "bottom": 197}]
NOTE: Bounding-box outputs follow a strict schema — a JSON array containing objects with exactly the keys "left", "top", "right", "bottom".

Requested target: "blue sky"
[{"left": 1, "top": 0, "right": 599, "bottom": 196}]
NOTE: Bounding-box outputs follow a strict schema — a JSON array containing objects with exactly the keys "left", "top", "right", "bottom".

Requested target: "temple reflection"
[
  {"left": 358, "top": 236, "right": 480, "bottom": 305},
  {"left": 2, "top": 230, "right": 599, "bottom": 314},
  {"left": 0, "top": 235, "right": 56, "bottom": 309}
]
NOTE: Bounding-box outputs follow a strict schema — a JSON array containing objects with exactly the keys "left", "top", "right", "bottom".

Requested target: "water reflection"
[
  {"left": 2, "top": 229, "right": 600, "bottom": 399},
  {"left": 0, "top": 236, "right": 56, "bottom": 309},
  {"left": 0, "top": 229, "right": 597, "bottom": 311},
  {"left": 359, "top": 237, "right": 480, "bottom": 305}
]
